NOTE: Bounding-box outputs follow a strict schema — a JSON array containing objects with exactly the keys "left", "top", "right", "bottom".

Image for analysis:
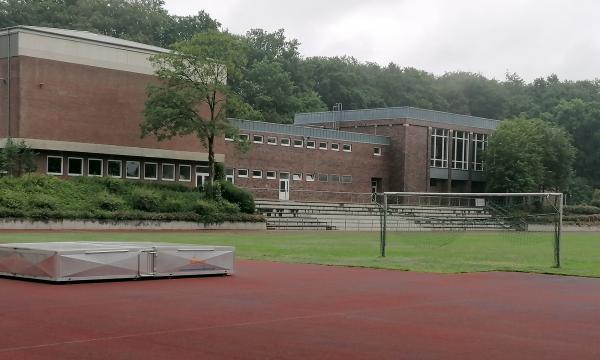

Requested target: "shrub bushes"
[
  {"left": 563, "top": 205, "right": 600, "bottom": 215},
  {"left": 219, "top": 180, "right": 255, "bottom": 214},
  {"left": 0, "top": 175, "right": 262, "bottom": 223}
]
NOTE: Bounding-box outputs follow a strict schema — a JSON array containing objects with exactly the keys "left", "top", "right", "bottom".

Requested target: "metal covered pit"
[{"left": 0, "top": 242, "right": 235, "bottom": 282}]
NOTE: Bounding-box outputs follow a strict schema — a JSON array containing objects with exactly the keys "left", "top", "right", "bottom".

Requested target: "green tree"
[
  {"left": 141, "top": 30, "right": 252, "bottom": 185},
  {"left": 484, "top": 117, "right": 575, "bottom": 192},
  {"left": 545, "top": 99, "right": 600, "bottom": 186},
  {"left": 0, "top": 139, "right": 37, "bottom": 177}
]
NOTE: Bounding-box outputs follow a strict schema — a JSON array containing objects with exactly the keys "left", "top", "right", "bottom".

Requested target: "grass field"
[{"left": 0, "top": 231, "right": 599, "bottom": 277}]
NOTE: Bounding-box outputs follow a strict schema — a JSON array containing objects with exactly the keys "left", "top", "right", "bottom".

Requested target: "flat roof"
[
  {"left": 229, "top": 118, "right": 391, "bottom": 145},
  {"left": 0, "top": 25, "right": 168, "bottom": 54},
  {"left": 294, "top": 106, "right": 501, "bottom": 130}
]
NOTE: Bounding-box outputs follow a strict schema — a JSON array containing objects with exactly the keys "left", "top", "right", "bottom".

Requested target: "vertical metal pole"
[
  {"left": 554, "top": 193, "right": 563, "bottom": 268},
  {"left": 381, "top": 194, "right": 387, "bottom": 257}
]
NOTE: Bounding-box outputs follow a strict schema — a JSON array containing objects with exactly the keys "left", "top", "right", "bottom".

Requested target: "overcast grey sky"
[{"left": 163, "top": 0, "right": 599, "bottom": 81}]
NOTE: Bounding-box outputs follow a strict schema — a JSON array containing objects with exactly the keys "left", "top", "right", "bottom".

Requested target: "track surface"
[{"left": 1, "top": 260, "right": 600, "bottom": 360}]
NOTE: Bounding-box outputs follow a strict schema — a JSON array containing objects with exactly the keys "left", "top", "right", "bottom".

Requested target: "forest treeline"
[{"left": 2, "top": 0, "right": 599, "bottom": 188}]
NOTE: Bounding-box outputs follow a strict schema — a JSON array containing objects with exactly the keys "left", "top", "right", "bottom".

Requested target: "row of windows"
[
  {"left": 46, "top": 156, "right": 194, "bottom": 182},
  {"left": 225, "top": 133, "right": 380, "bottom": 154},
  {"left": 430, "top": 129, "right": 488, "bottom": 171},
  {"left": 232, "top": 168, "right": 353, "bottom": 184}
]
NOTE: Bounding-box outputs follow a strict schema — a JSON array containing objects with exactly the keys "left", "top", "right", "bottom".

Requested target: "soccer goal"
[{"left": 375, "top": 192, "right": 563, "bottom": 268}]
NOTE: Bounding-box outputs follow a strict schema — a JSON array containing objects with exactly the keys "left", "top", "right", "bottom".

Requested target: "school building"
[{"left": 0, "top": 26, "right": 499, "bottom": 203}]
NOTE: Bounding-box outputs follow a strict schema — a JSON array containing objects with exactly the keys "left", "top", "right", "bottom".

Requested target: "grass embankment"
[
  {"left": 0, "top": 175, "right": 262, "bottom": 223},
  {"left": 0, "top": 231, "right": 598, "bottom": 277}
]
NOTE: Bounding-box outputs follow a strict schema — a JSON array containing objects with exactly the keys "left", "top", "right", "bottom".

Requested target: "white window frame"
[
  {"left": 239, "top": 134, "right": 249, "bottom": 141},
  {"left": 224, "top": 134, "right": 234, "bottom": 141},
  {"left": 343, "top": 144, "right": 352, "bottom": 152},
  {"left": 292, "top": 173, "right": 302, "bottom": 181},
  {"left": 473, "top": 133, "right": 488, "bottom": 171},
  {"left": 144, "top": 162, "right": 158, "bottom": 180},
  {"left": 430, "top": 128, "right": 449, "bottom": 168},
  {"left": 452, "top": 130, "right": 469, "bottom": 170},
  {"left": 87, "top": 158, "right": 103, "bottom": 177},
  {"left": 161, "top": 163, "right": 175, "bottom": 181},
  {"left": 237, "top": 169, "right": 249, "bottom": 178},
  {"left": 178, "top": 164, "right": 192, "bottom": 182},
  {"left": 253, "top": 134, "right": 264, "bottom": 144},
  {"left": 341, "top": 175, "right": 353, "bottom": 184},
  {"left": 293, "top": 139, "right": 303, "bottom": 148},
  {"left": 331, "top": 143, "right": 340, "bottom": 151},
  {"left": 225, "top": 168, "right": 235, "bottom": 184},
  {"left": 46, "top": 156, "right": 63, "bottom": 176},
  {"left": 281, "top": 138, "right": 291, "bottom": 147},
  {"left": 107, "top": 160, "right": 122, "bottom": 178},
  {"left": 267, "top": 136, "right": 277, "bottom": 145},
  {"left": 67, "top": 157, "right": 84, "bottom": 176},
  {"left": 125, "top": 161, "right": 141, "bottom": 179},
  {"left": 252, "top": 169, "right": 263, "bottom": 179},
  {"left": 374, "top": 147, "right": 381, "bottom": 156},
  {"left": 306, "top": 173, "right": 315, "bottom": 182},
  {"left": 319, "top": 142, "right": 327, "bottom": 150},
  {"left": 306, "top": 140, "right": 316, "bottom": 149},
  {"left": 266, "top": 170, "right": 277, "bottom": 179}
]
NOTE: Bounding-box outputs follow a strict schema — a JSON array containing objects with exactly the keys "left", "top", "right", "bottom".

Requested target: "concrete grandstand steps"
[{"left": 255, "top": 200, "right": 509, "bottom": 231}]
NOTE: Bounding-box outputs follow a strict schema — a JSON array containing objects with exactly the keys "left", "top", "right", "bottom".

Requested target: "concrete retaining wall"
[{"left": 0, "top": 219, "right": 266, "bottom": 231}]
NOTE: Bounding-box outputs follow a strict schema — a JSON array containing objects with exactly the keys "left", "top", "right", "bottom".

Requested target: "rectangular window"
[
  {"left": 224, "top": 133, "right": 234, "bottom": 141},
  {"left": 162, "top": 163, "right": 175, "bottom": 181},
  {"left": 253, "top": 135, "right": 263, "bottom": 144},
  {"left": 452, "top": 131, "right": 469, "bottom": 170},
  {"left": 331, "top": 143, "right": 340, "bottom": 151},
  {"left": 328, "top": 174, "right": 340, "bottom": 183},
  {"left": 88, "top": 159, "right": 103, "bottom": 177},
  {"left": 374, "top": 147, "right": 381, "bottom": 156},
  {"left": 239, "top": 134, "right": 249, "bottom": 141},
  {"left": 225, "top": 168, "right": 234, "bottom": 183},
  {"left": 293, "top": 139, "right": 303, "bottom": 148},
  {"left": 342, "top": 144, "right": 352, "bottom": 152},
  {"left": 430, "top": 128, "right": 449, "bottom": 168},
  {"left": 126, "top": 161, "right": 140, "bottom": 179},
  {"left": 144, "top": 162, "right": 158, "bottom": 180},
  {"left": 179, "top": 164, "right": 191, "bottom": 182},
  {"left": 472, "top": 133, "right": 488, "bottom": 171},
  {"left": 306, "top": 140, "right": 316, "bottom": 149},
  {"left": 306, "top": 173, "right": 315, "bottom": 182},
  {"left": 292, "top": 173, "right": 302, "bottom": 181},
  {"left": 252, "top": 170, "right": 263, "bottom": 178},
  {"left": 341, "top": 175, "right": 353, "bottom": 184},
  {"left": 107, "top": 160, "right": 122, "bottom": 178},
  {"left": 281, "top": 138, "right": 290, "bottom": 146},
  {"left": 67, "top": 157, "right": 83, "bottom": 176},
  {"left": 279, "top": 172, "right": 290, "bottom": 180},
  {"left": 266, "top": 170, "right": 277, "bottom": 179},
  {"left": 47, "top": 156, "right": 63, "bottom": 175},
  {"left": 237, "top": 169, "right": 248, "bottom": 178},
  {"left": 267, "top": 136, "right": 277, "bottom": 145},
  {"left": 318, "top": 142, "right": 327, "bottom": 150},
  {"left": 318, "top": 174, "right": 328, "bottom": 182}
]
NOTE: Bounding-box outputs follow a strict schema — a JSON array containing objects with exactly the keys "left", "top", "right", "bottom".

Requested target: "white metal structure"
[{"left": 0, "top": 242, "right": 235, "bottom": 282}]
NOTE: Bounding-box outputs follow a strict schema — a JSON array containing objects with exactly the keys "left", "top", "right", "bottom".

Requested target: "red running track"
[{"left": 1, "top": 260, "right": 600, "bottom": 360}]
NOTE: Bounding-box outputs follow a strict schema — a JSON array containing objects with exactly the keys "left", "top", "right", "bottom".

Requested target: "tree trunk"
[{"left": 208, "top": 134, "right": 215, "bottom": 185}]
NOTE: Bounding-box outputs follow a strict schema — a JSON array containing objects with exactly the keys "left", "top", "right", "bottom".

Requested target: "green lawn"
[{"left": 0, "top": 231, "right": 599, "bottom": 277}]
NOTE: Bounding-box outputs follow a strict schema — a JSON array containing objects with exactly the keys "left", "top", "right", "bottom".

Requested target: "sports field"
[{"left": 0, "top": 230, "right": 599, "bottom": 277}]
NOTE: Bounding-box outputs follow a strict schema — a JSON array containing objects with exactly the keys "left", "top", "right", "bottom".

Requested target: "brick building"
[{"left": 1, "top": 26, "right": 499, "bottom": 203}]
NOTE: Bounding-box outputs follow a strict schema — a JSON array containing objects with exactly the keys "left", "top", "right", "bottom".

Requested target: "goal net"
[{"left": 375, "top": 192, "right": 563, "bottom": 268}]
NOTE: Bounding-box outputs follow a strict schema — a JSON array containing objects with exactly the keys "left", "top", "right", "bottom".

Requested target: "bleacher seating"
[{"left": 255, "top": 200, "right": 512, "bottom": 231}]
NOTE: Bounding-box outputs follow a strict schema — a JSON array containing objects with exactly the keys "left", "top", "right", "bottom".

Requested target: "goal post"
[{"left": 375, "top": 192, "right": 563, "bottom": 268}]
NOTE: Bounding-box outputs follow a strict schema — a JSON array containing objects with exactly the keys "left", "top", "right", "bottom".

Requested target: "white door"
[
  {"left": 196, "top": 173, "right": 209, "bottom": 188},
  {"left": 279, "top": 179, "right": 289, "bottom": 200}
]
